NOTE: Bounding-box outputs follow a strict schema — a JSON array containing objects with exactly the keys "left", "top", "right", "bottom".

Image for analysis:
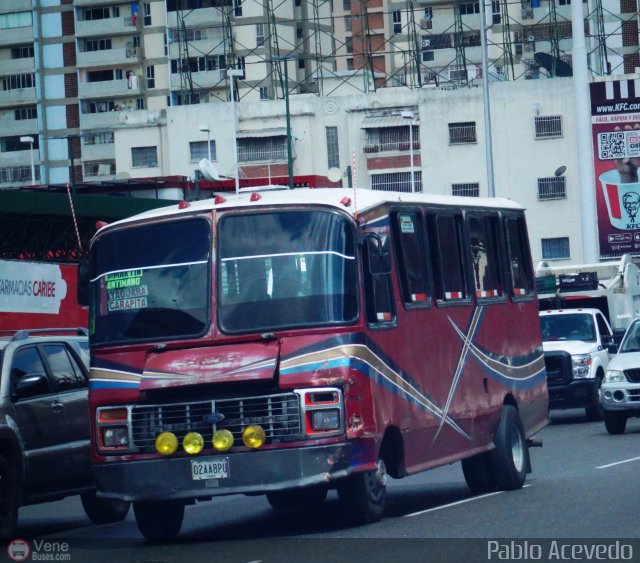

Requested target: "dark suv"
[{"left": 0, "top": 328, "right": 129, "bottom": 541}]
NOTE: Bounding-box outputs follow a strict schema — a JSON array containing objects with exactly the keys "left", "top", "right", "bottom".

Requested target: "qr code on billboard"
[{"left": 598, "top": 131, "right": 626, "bottom": 159}]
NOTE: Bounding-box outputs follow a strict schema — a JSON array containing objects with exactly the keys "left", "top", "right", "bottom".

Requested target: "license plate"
[{"left": 191, "top": 457, "right": 230, "bottom": 481}]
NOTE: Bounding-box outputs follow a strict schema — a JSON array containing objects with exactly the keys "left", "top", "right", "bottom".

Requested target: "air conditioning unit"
[
  {"left": 527, "top": 34, "right": 535, "bottom": 42},
  {"left": 421, "top": 38, "right": 431, "bottom": 47}
]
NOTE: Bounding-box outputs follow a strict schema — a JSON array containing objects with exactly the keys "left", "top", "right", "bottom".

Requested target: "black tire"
[
  {"left": 585, "top": 376, "right": 604, "bottom": 421},
  {"left": 0, "top": 455, "right": 19, "bottom": 542},
  {"left": 461, "top": 452, "right": 497, "bottom": 495},
  {"left": 133, "top": 500, "right": 185, "bottom": 541},
  {"left": 338, "top": 459, "right": 387, "bottom": 524},
  {"left": 604, "top": 410, "right": 627, "bottom": 435},
  {"left": 490, "top": 405, "right": 528, "bottom": 491},
  {"left": 81, "top": 491, "right": 130, "bottom": 525},
  {"left": 266, "top": 485, "right": 327, "bottom": 509}
]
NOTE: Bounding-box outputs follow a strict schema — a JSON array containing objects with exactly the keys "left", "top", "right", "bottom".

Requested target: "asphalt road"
[{"left": 6, "top": 410, "right": 640, "bottom": 563}]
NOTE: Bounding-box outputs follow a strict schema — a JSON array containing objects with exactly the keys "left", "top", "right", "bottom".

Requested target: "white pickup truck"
[{"left": 539, "top": 308, "right": 614, "bottom": 420}]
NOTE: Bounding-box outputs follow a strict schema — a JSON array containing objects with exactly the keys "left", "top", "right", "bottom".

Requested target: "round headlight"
[
  {"left": 242, "top": 425, "right": 266, "bottom": 449},
  {"left": 155, "top": 432, "right": 178, "bottom": 456},
  {"left": 183, "top": 431, "right": 204, "bottom": 455},
  {"left": 212, "top": 429, "right": 234, "bottom": 452}
]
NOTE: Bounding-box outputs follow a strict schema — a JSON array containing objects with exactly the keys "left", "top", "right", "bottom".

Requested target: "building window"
[
  {"left": 392, "top": 10, "right": 402, "bottom": 34},
  {"left": 296, "top": 24, "right": 303, "bottom": 39},
  {"left": 422, "top": 50, "right": 434, "bottom": 62},
  {"left": 83, "top": 7, "right": 110, "bottom": 21},
  {"left": 0, "top": 165, "right": 39, "bottom": 184},
  {"left": 0, "top": 11, "right": 33, "bottom": 29},
  {"left": 190, "top": 140, "right": 215, "bottom": 161},
  {"left": 298, "top": 58, "right": 305, "bottom": 69},
  {"left": 14, "top": 106, "right": 37, "bottom": 121},
  {"left": 146, "top": 65, "right": 155, "bottom": 88},
  {"left": 535, "top": 115, "right": 563, "bottom": 138},
  {"left": 541, "top": 237, "right": 570, "bottom": 260},
  {"left": 131, "top": 146, "right": 158, "bottom": 168},
  {"left": 346, "top": 36, "right": 353, "bottom": 54},
  {"left": 422, "top": 7, "right": 433, "bottom": 29},
  {"left": 346, "top": 58, "right": 354, "bottom": 70},
  {"left": 1, "top": 135, "right": 39, "bottom": 153},
  {"left": 83, "top": 132, "right": 114, "bottom": 145},
  {"left": 343, "top": 0, "right": 351, "bottom": 10},
  {"left": 136, "top": 98, "right": 144, "bottom": 110},
  {"left": 460, "top": 1, "right": 480, "bottom": 14},
  {"left": 537, "top": 176, "right": 566, "bottom": 200},
  {"left": 143, "top": 3, "right": 152, "bottom": 26},
  {"left": 365, "top": 125, "right": 419, "bottom": 152},
  {"left": 492, "top": 1, "right": 501, "bottom": 23},
  {"left": 452, "top": 183, "right": 479, "bottom": 197},
  {"left": 234, "top": 0, "right": 242, "bottom": 16},
  {"left": 11, "top": 44, "right": 34, "bottom": 59},
  {"left": 85, "top": 38, "right": 112, "bottom": 52},
  {"left": 87, "top": 100, "right": 115, "bottom": 113},
  {"left": 259, "top": 86, "right": 269, "bottom": 100},
  {"left": 371, "top": 171, "right": 422, "bottom": 193},
  {"left": 84, "top": 160, "right": 115, "bottom": 177},
  {"left": 2, "top": 73, "right": 35, "bottom": 91},
  {"left": 344, "top": 15, "right": 352, "bottom": 32},
  {"left": 448, "top": 121, "right": 476, "bottom": 144},
  {"left": 256, "top": 23, "right": 265, "bottom": 47},
  {"left": 326, "top": 126, "right": 339, "bottom": 169},
  {"left": 238, "top": 136, "right": 287, "bottom": 162}
]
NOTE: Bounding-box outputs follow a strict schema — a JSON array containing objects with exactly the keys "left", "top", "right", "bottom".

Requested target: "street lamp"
[
  {"left": 401, "top": 110, "right": 416, "bottom": 193},
  {"left": 227, "top": 68, "right": 244, "bottom": 195},
  {"left": 198, "top": 124, "right": 211, "bottom": 161},
  {"left": 20, "top": 136, "right": 36, "bottom": 184}
]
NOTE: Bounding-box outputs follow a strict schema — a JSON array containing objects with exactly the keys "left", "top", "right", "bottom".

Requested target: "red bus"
[{"left": 86, "top": 188, "right": 548, "bottom": 540}]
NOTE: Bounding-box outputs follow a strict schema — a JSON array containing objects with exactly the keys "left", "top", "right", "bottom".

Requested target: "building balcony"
[
  {"left": 166, "top": 8, "right": 224, "bottom": 29},
  {"left": 170, "top": 69, "right": 226, "bottom": 90},
  {"left": 0, "top": 0, "right": 31, "bottom": 13},
  {"left": 78, "top": 78, "right": 139, "bottom": 98},
  {"left": 0, "top": 27, "right": 34, "bottom": 48},
  {"left": 76, "top": 16, "right": 137, "bottom": 38},
  {"left": 77, "top": 47, "right": 140, "bottom": 68},
  {"left": 0, "top": 88, "right": 37, "bottom": 107},
  {"left": 0, "top": 58, "right": 35, "bottom": 75},
  {"left": 80, "top": 111, "right": 121, "bottom": 129},
  {"left": 0, "top": 149, "right": 38, "bottom": 168},
  {"left": 81, "top": 141, "right": 115, "bottom": 161},
  {"left": 75, "top": 0, "right": 124, "bottom": 5}
]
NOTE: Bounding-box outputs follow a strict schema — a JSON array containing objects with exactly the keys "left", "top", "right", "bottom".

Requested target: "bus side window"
[
  {"left": 363, "top": 234, "right": 396, "bottom": 325},
  {"left": 392, "top": 211, "right": 431, "bottom": 306},
  {"left": 504, "top": 215, "right": 534, "bottom": 299},
  {"left": 468, "top": 213, "right": 503, "bottom": 299},
  {"left": 428, "top": 212, "right": 468, "bottom": 302}
]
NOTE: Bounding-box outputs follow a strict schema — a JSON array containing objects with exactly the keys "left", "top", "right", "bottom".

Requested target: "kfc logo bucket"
[{"left": 600, "top": 169, "right": 640, "bottom": 230}]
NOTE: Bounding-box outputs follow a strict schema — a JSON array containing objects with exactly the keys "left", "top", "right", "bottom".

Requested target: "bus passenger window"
[
  {"left": 429, "top": 213, "right": 467, "bottom": 302},
  {"left": 468, "top": 215, "right": 503, "bottom": 299},
  {"left": 393, "top": 212, "right": 430, "bottom": 305},
  {"left": 505, "top": 216, "right": 534, "bottom": 297},
  {"left": 363, "top": 234, "right": 396, "bottom": 325}
]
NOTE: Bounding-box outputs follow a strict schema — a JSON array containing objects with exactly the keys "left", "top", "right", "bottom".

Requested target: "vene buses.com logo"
[{"left": 7, "top": 539, "right": 30, "bottom": 562}]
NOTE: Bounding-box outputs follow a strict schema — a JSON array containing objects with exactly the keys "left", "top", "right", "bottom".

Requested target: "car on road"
[
  {"left": 0, "top": 328, "right": 130, "bottom": 540},
  {"left": 601, "top": 317, "right": 640, "bottom": 434}
]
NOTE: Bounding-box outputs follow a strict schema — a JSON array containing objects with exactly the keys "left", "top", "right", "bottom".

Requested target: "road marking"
[
  {"left": 596, "top": 456, "right": 640, "bottom": 469},
  {"left": 404, "top": 485, "right": 532, "bottom": 518}
]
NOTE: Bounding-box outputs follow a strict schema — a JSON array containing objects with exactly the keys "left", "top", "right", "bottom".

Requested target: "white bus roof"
[{"left": 97, "top": 188, "right": 524, "bottom": 233}]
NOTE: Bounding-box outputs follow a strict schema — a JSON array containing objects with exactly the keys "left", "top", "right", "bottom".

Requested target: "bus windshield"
[
  {"left": 217, "top": 210, "right": 358, "bottom": 333},
  {"left": 90, "top": 218, "right": 211, "bottom": 345}
]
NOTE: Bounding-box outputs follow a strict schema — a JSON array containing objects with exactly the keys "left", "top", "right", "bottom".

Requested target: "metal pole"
[
  {"left": 479, "top": 0, "right": 495, "bottom": 197},
  {"left": 228, "top": 70, "right": 242, "bottom": 195},
  {"left": 572, "top": 0, "right": 598, "bottom": 262},
  {"left": 207, "top": 130, "right": 212, "bottom": 161},
  {"left": 409, "top": 123, "right": 415, "bottom": 193},
  {"left": 284, "top": 59, "right": 293, "bottom": 189},
  {"left": 29, "top": 142, "right": 35, "bottom": 184}
]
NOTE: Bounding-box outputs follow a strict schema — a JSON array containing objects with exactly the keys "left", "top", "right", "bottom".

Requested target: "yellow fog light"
[
  {"left": 183, "top": 432, "right": 204, "bottom": 455},
  {"left": 212, "top": 429, "right": 234, "bottom": 452},
  {"left": 155, "top": 432, "right": 178, "bottom": 456},
  {"left": 242, "top": 425, "right": 266, "bottom": 449}
]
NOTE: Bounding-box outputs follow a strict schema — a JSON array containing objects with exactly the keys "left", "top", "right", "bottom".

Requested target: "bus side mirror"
[
  {"left": 77, "top": 258, "right": 90, "bottom": 307},
  {"left": 366, "top": 233, "right": 392, "bottom": 276}
]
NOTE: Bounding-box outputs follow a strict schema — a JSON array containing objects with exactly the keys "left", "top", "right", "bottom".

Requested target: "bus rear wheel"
[
  {"left": 133, "top": 500, "right": 184, "bottom": 541},
  {"left": 338, "top": 458, "right": 387, "bottom": 524},
  {"left": 490, "top": 405, "right": 528, "bottom": 491}
]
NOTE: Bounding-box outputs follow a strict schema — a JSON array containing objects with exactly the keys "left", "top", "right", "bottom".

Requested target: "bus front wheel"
[
  {"left": 490, "top": 405, "right": 528, "bottom": 491},
  {"left": 133, "top": 500, "right": 184, "bottom": 541},
  {"left": 338, "top": 458, "right": 387, "bottom": 524}
]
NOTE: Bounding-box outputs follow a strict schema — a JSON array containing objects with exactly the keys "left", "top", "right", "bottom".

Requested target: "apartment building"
[{"left": 0, "top": 0, "right": 636, "bottom": 189}]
